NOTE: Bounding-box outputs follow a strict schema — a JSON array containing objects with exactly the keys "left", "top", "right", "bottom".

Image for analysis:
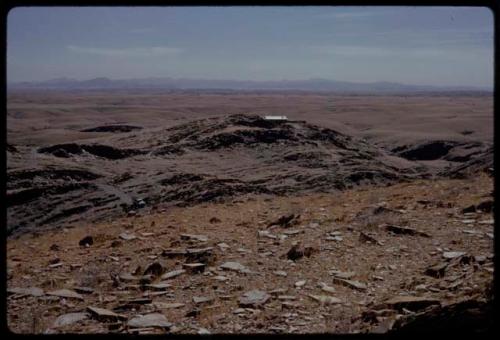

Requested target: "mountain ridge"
[{"left": 8, "top": 77, "right": 492, "bottom": 93}]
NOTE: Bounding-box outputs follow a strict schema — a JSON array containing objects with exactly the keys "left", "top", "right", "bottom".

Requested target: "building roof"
[{"left": 264, "top": 115, "right": 288, "bottom": 120}]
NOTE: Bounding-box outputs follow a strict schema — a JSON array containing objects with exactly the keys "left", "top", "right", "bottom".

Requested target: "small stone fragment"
[
  {"left": 180, "top": 234, "right": 208, "bottom": 242},
  {"left": 318, "top": 282, "right": 336, "bottom": 294},
  {"left": 443, "top": 251, "right": 466, "bottom": 259},
  {"left": 87, "top": 306, "right": 126, "bottom": 322},
  {"left": 7, "top": 287, "right": 44, "bottom": 297},
  {"left": 332, "top": 277, "right": 367, "bottom": 290},
  {"left": 330, "top": 270, "right": 356, "bottom": 279},
  {"left": 379, "top": 296, "right": 441, "bottom": 311},
  {"left": 47, "top": 289, "right": 84, "bottom": 300},
  {"left": 294, "top": 280, "right": 307, "bottom": 288},
  {"left": 161, "top": 269, "right": 186, "bottom": 280},
  {"left": 308, "top": 294, "right": 342, "bottom": 305},
  {"left": 119, "top": 233, "right": 137, "bottom": 241},
  {"left": 127, "top": 313, "right": 172, "bottom": 329},
  {"left": 274, "top": 271, "right": 288, "bottom": 277},
  {"left": 220, "top": 261, "right": 252, "bottom": 274},
  {"left": 239, "top": 290, "right": 271, "bottom": 307},
  {"left": 425, "top": 262, "right": 448, "bottom": 278},
  {"left": 143, "top": 261, "right": 165, "bottom": 277},
  {"left": 183, "top": 263, "right": 206, "bottom": 273},
  {"left": 73, "top": 287, "right": 94, "bottom": 294},
  {"left": 52, "top": 312, "right": 89, "bottom": 328},
  {"left": 385, "top": 225, "right": 431, "bottom": 238}
]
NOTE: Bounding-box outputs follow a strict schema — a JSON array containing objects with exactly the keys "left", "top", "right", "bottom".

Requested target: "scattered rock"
[
  {"left": 47, "top": 289, "right": 84, "bottom": 300},
  {"left": 180, "top": 234, "right": 208, "bottom": 242},
  {"left": 79, "top": 236, "right": 93, "bottom": 247},
  {"left": 294, "top": 280, "right": 307, "bottom": 288},
  {"left": 332, "top": 277, "right": 367, "bottom": 290},
  {"left": 425, "top": 262, "right": 448, "bottom": 278},
  {"left": 73, "top": 287, "right": 94, "bottom": 294},
  {"left": 318, "top": 282, "right": 336, "bottom": 294},
  {"left": 143, "top": 261, "right": 166, "bottom": 277},
  {"left": 7, "top": 287, "right": 44, "bottom": 297},
  {"left": 330, "top": 270, "right": 356, "bottom": 279},
  {"left": 283, "top": 229, "right": 301, "bottom": 235},
  {"left": 308, "top": 294, "right": 342, "bottom": 305},
  {"left": 220, "top": 261, "right": 252, "bottom": 274},
  {"left": 443, "top": 251, "right": 467, "bottom": 260},
  {"left": 182, "top": 263, "right": 206, "bottom": 273},
  {"left": 52, "top": 312, "right": 89, "bottom": 328},
  {"left": 258, "top": 230, "right": 277, "bottom": 239},
  {"left": 239, "top": 290, "right": 271, "bottom": 308},
  {"left": 359, "top": 232, "right": 381, "bottom": 245},
  {"left": 153, "top": 302, "right": 185, "bottom": 309},
  {"left": 161, "top": 269, "right": 186, "bottom": 280},
  {"left": 119, "top": 233, "right": 137, "bottom": 241},
  {"left": 145, "top": 283, "right": 172, "bottom": 291},
  {"left": 87, "top": 306, "right": 126, "bottom": 322},
  {"left": 49, "top": 244, "right": 60, "bottom": 251},
  {"left": 213, "top": 275, "right": 229, "bottom": 281},
  {"left": 286, "top": 243, "right": 315, "bottom": 261},
  {"left": 385, "top": 225, "right": 431, "bottom": 238},
  {"left": 217, "top": 243, "right": 230, "bottom": 251},
  {"left": 127, "top": 313, "right": 172, "bottom": 329},
  {"left": 274, "top": 271, "right": 288, "bottom": 277},
  {"left": 267, "top": 214, "right": 300, "bottom": 228},
  {"left": 379, "top": 296, "right": 441, "bottom": 312}
]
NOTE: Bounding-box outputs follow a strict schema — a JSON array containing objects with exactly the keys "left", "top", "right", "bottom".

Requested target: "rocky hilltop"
[{"left": 7, "top": 114, "right": 492, "bottom": 236}]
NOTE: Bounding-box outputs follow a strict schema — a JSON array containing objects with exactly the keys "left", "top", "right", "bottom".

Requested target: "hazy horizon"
[{"left": 7, "top": 6, "right": 494, "bottom": 88}]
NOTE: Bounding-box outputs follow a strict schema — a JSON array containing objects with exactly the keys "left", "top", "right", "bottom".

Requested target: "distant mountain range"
[{"left": 8, "top": 77, "right": 492, "bottom": 93}]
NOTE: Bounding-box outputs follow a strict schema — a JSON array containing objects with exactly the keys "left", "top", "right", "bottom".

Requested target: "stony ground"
[{"left": 7, "top": 173, "right": 494, "bottom": 334}]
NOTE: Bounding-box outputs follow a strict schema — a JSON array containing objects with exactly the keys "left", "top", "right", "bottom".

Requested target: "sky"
[{"left": 7, "top": 6, "right": 494, "bottom": 88}]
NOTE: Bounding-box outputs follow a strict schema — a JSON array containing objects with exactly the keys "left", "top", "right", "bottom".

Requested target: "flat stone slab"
[
  {"left": 7, "top": 287, "right": 44, "bottom": 297},
  {"left": 119, "top": 233, "right": 137, "bottom": 241},
  {"left": 381, "top": 296, "right": 441, "bottom": 311},
  {"left": 332, "top": 277, "right": 367, "bottom": 290},
  {"left": 443, "top": 251, "right": 467, "bottom": 259},
  {"left": 161, "top": 269, "right": 186, "bottom": 280},
  {"left": 47, "top": 289, "right": 84, "bottom": 300},
  {"left": 52, "top": 312, "right": 89, "bottom": 328},
  {"left": 180, "top": 234, "right": 208, "bottom": 242},
  {"left": 145, "top": 282, "right": 172, "bottom": 290},
  {"left": 87, "top": 306, "right": 127, "bottom": 321},
  {"left": 318, "top": 282, "right": 336, "bottom": 294},
  {"left": 238, "top": 290, "right": 271, "bottom": 307},
  {"left": 220, "top": 261, "right": 252, "bottom": 274},
  {"left": 127, "top": 313, "right": 172, "bottom": 329},
  {"left": 330, "top": 270, "right": 356, "bottom": 279},
  {"left": 385, "top": 225, "right": 431, "bottom": 238},
  {"left": 308, "top": 294, "right": 342, "bottom": 305}
]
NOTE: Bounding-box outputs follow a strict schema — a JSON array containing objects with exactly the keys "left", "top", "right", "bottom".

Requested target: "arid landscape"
[{"left": 5, "top": 90, "right": 494, "bottom": 334}]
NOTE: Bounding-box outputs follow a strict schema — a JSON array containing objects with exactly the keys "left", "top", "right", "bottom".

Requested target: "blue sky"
[{"left": 7, "top": 6, "right": 494, "bottom": 87}]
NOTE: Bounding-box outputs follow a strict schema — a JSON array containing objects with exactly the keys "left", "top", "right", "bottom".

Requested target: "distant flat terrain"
[{"left": 7, "top": 90, "right": 493, "bottom": 148}]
